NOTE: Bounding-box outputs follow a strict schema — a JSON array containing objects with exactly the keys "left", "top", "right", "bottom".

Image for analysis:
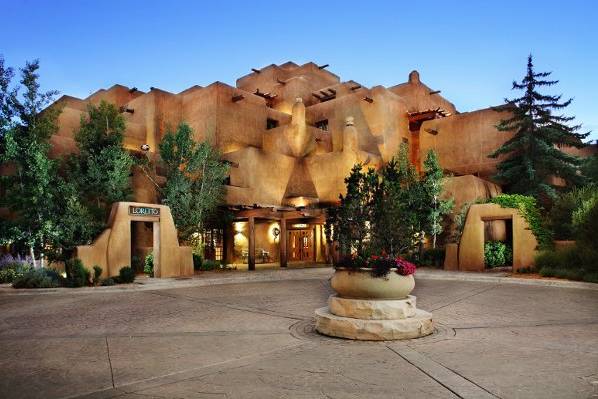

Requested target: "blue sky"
[{"left": 3, "top": 0, "right": 597, "bottom": 141}]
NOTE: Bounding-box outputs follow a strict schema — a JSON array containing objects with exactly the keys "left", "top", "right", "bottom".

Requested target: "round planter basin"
[{"left": 331, "top": 268, "right": 415, "bottom": 299}]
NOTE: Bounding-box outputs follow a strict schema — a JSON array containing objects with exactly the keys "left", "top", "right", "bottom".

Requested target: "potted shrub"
[{"left": 331, "top": 255, "right": 416, "bottom": 299}]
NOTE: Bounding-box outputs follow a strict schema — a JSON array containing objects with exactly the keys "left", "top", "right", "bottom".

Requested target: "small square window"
[
  {"left": 315, "top": 119, "right": 329, "bottom": 131},
  {"left": 266, "top": 118, "right": 279, "bottom": 130}
]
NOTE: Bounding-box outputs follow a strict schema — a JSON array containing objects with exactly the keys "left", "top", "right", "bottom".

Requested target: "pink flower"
[{"left": 395, "top": 257, "right": 416, "bottom": 276}]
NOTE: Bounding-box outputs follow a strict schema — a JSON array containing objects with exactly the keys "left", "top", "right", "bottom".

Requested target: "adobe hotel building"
[{"left": 48, "top": 62, "right": 595, "bottom": 271}]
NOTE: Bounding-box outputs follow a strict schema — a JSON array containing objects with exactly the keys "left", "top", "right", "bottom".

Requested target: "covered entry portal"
[{"left": 226, "top": 206, "right": 330, "bottom": 270}]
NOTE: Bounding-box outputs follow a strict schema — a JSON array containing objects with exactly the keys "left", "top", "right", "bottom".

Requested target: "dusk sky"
[{"left": 3, "top": 0, "right": 597, "bottom": 141}]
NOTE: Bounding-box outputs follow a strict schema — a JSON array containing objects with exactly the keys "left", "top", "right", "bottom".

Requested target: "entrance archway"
[{"left": 76, "top": 202, "right": 193, "bottom": 278}]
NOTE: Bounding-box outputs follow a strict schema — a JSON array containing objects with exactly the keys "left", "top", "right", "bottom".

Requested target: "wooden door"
[{"left": 288, "top": 229, "right": 314, "bottom": 261}]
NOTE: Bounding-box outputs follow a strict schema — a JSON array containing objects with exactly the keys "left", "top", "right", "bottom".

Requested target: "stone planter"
[
  {"left": 331, "top": 268, "right": 415, "bottom": 299},
  {"left": 315, "top": 267, "right": 433, "bottom": 341}
]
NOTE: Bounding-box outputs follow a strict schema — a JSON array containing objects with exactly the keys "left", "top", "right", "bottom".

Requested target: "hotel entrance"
[{"left": 288, "top": 228, "right": 314, "bottom": 261}]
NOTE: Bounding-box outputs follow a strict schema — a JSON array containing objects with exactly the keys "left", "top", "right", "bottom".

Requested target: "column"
[
  {"left": 280, "top": 218, "right": 287, "bottom": 268},
  {"left": 248, "top": 216, "right": 255, "bottom": 271}
]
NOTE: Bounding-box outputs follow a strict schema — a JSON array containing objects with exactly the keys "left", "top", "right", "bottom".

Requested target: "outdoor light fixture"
[{"left": 140, "top": 144, "right": 150, "bottom": 151}]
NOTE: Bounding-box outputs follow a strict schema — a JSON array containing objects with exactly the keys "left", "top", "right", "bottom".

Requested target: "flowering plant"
[{"left": 334, "top": 254, "right": 416, "bottom": 278}]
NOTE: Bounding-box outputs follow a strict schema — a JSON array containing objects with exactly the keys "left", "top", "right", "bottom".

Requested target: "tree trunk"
[{"left": 30, "top": 246, "right": 37, "bottom": 269}]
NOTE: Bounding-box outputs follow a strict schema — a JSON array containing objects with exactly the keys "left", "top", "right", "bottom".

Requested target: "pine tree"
[{"left": 490, "top": 55, "right": 589, "bottom": 203}]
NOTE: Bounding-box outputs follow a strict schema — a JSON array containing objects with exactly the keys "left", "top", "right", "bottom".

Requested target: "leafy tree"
[
  {"left": 157, "top": 122, "right": 229, "bottom": 245},
  {"left": 68, "top": 101, "right": 133, "bottom": 227},
  {"left": 421, "top": 150, "right": 453, "bottom": 248},
  {"left": 490, "top": 55, "right": 589, "bottom": 204},
  {"left": 0, "top": 60, "right": 60, "bottom": 267}
]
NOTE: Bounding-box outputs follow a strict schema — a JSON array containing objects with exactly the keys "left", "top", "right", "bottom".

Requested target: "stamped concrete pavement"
[{"left": 0, "top": 270, "right": 597, "bottom": 398}]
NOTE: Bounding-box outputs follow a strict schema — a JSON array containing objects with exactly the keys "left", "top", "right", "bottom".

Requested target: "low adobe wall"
[
  {"left": 76, "top": 202, "right": 193, "bottom": 278},
  {"left": 458, "top": 203, "right": 538, "bottom": 272}
]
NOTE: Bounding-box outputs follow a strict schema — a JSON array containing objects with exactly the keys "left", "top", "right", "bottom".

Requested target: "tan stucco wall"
[
  {"left": 419, "top": 108, "right": 514, "bottom": 178},
  {"left": 458, "top": 203, "right": 538, "bottom": 272}
]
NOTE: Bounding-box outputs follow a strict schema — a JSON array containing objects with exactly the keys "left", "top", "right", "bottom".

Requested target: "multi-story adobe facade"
[{"left": 48, "top": 62, "right": 596, "bottom": 272}]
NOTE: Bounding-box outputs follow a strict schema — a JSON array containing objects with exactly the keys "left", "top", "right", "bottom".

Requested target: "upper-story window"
[
  {"left": 266, "top": 118, "right": 279, "bottom": 130},
  {"left": 315, "top": 119, "right": 329, "bottom": 131}
]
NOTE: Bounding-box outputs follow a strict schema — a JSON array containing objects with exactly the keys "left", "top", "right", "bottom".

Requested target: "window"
[
  {"left": 266, "top": 118, "right": 279, "bottom": 130},
  {"left": 203, "top": 229, "right": 223, "bottom": 261},
  {"left": 315, "top": 119, "right": 329, "bottom": 131},
  {"left": 402, "top": 137, "right": 409, "bottom": 144}
]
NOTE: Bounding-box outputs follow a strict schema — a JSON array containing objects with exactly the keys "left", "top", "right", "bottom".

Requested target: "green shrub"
[
  {"left": 144, "top": 253, "right": 154, "bottom": 277},
  {"left": 65, "top": 259, "right": 90, "bottom": 287},
  {"left": 572, "top": 190, "right": 598, "bottom": 272},
  {"left": 193, "top": 253, "right": 202, "bottom": 270},
  {"left": 536, "top": 247, "right": 580, "bottom": 268},
  {"left": 200, "top": 259, "right": 221, "bottom": 271},
  {"left": 487, "top": 194, "right": 552, "bottom": 249},
  {"left": 92, "top": 265, "right": 103, "bottom": 285},
  {"left": 12, "top": 268, "right": 61, "bottom": 289},
  {"left": 118, "top": 266, "right": 135, "bottom": 283},
  {"left": 421, "top": 248, "right": 445, "bottom": 267},
  {"left": 484, "top": 241, "right": 513, "bottom": 268},
  {"left": 0, "top": 262, "right": 31, "bottom": 283},
  {"left": 101, "top": 277, "right": 116, "bottom": 286},
  {"left": 582, "top": 271, "right": 598, "bottom": 284}
]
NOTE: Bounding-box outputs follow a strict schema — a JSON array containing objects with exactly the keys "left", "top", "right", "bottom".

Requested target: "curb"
[{"left": 1, "top": 268, "right": 596, "bottom": 296}]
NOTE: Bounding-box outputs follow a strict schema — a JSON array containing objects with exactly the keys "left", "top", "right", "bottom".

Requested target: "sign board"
[{"left": 129, "top": 206, "right": 160, "bottom": 217}]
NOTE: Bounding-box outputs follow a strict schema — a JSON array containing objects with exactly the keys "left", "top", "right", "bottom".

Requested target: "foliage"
[
  {"left": 548, "top": 185, "right": 598, "bottom": 240},
  {"left": 199, "top": 259, "right": 223, "bottom": 271},
  {"left": 12, "top": 268, "right": 60, "bottom": 288},
  {"left": 571, "top": 190, "right": 598, "bottom": 270},
  {"left": 156, "top": 123, "right": 229, "bottom": 246},
  {"left": 92, "top": 265, "right": 102, "bottom": 286},
  {"left": 581, "top": 154, "right": 598, "bottom": 185},
  {"left": 331, "top": 164, "right": 377, "bottom": 256},
  {"left": 0, "top": 59, "right": 61, "bottom": 266},
  {"left": 118, "top": 266, "right": 135, "bottom": 284},
  {"left": 487, "top": 194, "right": 552, "bottom": 249},
  {"left": 64, "top": 258, "right": 90, "bottom": 287},
  {"left": 0, "top": 258, "right": 32, "bottom": 283},
  {"left": 420, "top": 150, "right": 454, "bottom": 248},
  {"left": 144, "top": 253, "right": 154, "bottom": 277},
  {"left": 66, "top": 101, "right": 133, "bottom": 242},
  {"left": 489, "top": 55, "right": 589, "bottom": 204},
  {"left": 484, "top": 241, "right": 513, "bottom": 268},
  {"left": 420, "top": 248, "right": 446, "bottom": 268},
  {"left": 101, "top": 277, "right": 116, "bottom": 286},
  {"left": 535, "top": 246, "right": 597, "bottom": 283},
  {"left": 193, "top": 253, "right": 202, "bottom": 270},
  {"left": 329, "top": 145, "right": 452, "bottom": 259},
  {"left": 335, "top": 254, "right": 416, "bottom": 279}
]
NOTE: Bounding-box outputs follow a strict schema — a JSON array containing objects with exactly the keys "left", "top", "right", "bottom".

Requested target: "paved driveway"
[{"left": 0, "top": 271, "right": 597, "bottom": 398}]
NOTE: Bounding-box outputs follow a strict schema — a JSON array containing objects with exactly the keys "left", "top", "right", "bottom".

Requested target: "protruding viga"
[{"left": 286, "top": 97, "right": 312, "bottom": 157}]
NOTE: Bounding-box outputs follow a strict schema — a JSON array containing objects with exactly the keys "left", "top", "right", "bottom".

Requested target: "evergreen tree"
[
  {"left": 490, "top": 55, "right": 589, "bottom": 203},
  {"left": 331, "top": 164, "right": 377, "bottom": 257},
  {"left": 158, "top": 123, "right": 229, "bottom": 245},
  {"left": 0, "top": 60, "right": 60, "bottom": 267}
]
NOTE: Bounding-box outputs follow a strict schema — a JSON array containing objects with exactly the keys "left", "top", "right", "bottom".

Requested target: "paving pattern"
[{"left": 1, "top": 271, "right": 597, "bottom": 398}]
